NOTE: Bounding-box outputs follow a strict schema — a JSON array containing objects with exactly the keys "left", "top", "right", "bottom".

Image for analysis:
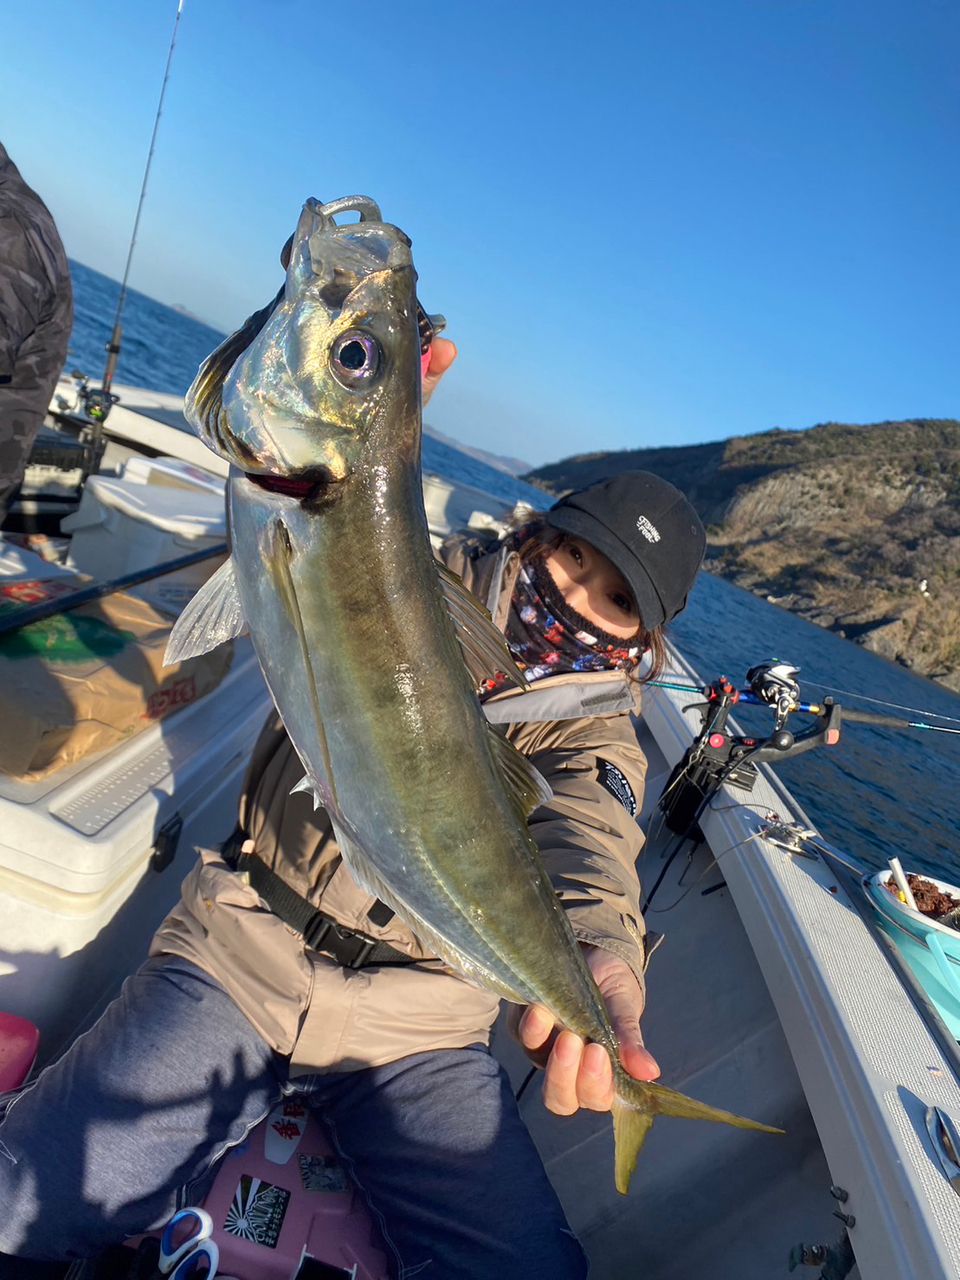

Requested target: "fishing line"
[
  {"left": 645, "top": 791, "right": 781, "bottom": 914},
  {"left": 809, "top": 840, "right": 870, "bottom": 880}
]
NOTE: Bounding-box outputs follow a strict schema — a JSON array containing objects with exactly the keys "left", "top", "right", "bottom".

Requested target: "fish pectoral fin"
[
  {"left": 265, "top": 520, "right": 340, "bottom": 815},
  {"left": 612, "top": 1096, "right": 655, "bottom": 1195},
  {"left": 489, "top": 729, "right": 554, "bottom": 818},
  {"left": 436, "top": 562, "right": 528, "bottom": 690},
  {"left": 163, "top": 556, "right": 246, "bottom": 665}
]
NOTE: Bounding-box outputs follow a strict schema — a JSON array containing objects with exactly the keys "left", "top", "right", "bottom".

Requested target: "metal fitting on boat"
[{"left": 758, "top": 819, "right": 818, "bottom": 858}]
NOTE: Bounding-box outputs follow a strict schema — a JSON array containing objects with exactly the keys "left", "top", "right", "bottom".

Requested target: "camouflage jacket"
[{"left": 0, "top": 143, "right": 73, "bottom": 507}]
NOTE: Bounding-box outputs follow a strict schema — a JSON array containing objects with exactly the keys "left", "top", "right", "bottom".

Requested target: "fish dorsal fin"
[
  {"left": 164, "top": 556, "right": 246, "bottom": 665},
  {"left": 185, "top": 286, "right": 284, "bottom": 452},
  {"left": 435, "top": 561, "right": 527, "bottom": 690},
  {"left": 488, "top": 728, "right": 553, "bottom": 818}
]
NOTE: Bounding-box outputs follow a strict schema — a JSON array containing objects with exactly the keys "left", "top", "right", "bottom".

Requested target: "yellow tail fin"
[
  {"left": 612, "top": 1097, "right": 654, "bottom": 1195},
  {"left": 644, "top": 1079, "right": 784, "bottom": 1132},
  {"left": 612, "top": 1081, "right": 784, "bottom": 1194}
]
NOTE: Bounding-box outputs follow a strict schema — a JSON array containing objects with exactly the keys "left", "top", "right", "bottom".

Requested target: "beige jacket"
[{"left": 152, "top": 534, "right": 650, "bottom": 1076}]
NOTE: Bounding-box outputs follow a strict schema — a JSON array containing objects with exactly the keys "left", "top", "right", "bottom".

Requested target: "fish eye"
[{"left": 331, "top": 330, "right": 381, "bottom": 388}]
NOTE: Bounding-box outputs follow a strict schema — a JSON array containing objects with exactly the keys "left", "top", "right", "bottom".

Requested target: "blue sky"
[{"left": 3, "top": 1, "right": 958, "bottom": 466}]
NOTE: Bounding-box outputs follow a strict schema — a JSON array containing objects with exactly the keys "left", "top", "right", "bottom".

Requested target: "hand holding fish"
[{"left": 515, "top": 945, "right": 660, "bottom": 1116}]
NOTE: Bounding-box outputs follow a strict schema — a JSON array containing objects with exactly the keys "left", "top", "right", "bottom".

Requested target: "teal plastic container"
[{"left": 864, "top": 870, "right": 960, "bottom": 1041}]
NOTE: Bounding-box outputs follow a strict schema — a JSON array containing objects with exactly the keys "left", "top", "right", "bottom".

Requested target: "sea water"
[{"left": 67, "top": 260, "right": 960, "bottom": 881}]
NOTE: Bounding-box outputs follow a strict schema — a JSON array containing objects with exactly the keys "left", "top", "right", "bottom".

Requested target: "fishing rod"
[
  {"left": 0, "top": 542, "right": 228, "bottom": 637},
  {"left": 93, "top": 0, "right": 186, "bottom": 425},
  {"left": 649, "top": 663, "right": 960, "bottom": 737}
]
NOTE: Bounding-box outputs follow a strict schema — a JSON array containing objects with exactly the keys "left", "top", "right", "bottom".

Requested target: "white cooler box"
[
  {"left": 62, "top": 456, "right": 227, "bottom": 581},
  {"left": 0, "top": 641, "right": 271, "bottom": 1064}
]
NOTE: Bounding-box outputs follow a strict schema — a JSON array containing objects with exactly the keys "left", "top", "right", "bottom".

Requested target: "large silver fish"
[{"left": 167, "top": 195, "right": 780, "bottom": 1193}]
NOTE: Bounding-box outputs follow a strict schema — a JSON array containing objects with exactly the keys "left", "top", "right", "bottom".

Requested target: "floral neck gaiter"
[{"left": 480, "top": 556, "right": 641, "bottom": 696}]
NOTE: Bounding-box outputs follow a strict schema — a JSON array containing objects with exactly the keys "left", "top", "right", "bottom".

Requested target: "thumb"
[
  {"left": 586, "top": 947, "right": 661, "bottom": 1082},
  {"left": 422, "top": 337, "right": 458, "bottom": 405}
]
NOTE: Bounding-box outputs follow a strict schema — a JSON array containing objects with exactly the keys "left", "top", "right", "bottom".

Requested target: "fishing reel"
[
  {"left": 658, "top": 661, "right": 841, "bottom": 840},
  {"left": 746, "top": 659, "right": 800, "bottom": 731},
  {"left": 55, "top": 369, "right": 119, "bottom": 427},
  {"left": 80, "top": 385, "right": 119, "bottom": 424}
]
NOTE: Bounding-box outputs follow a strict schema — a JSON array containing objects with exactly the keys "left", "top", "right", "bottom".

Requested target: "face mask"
[{"left": 480, "top": 557, "right": 641, "bottom": 696}]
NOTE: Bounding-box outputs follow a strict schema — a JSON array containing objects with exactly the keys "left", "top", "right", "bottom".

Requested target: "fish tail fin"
[
  {"left": 641, "top": 1079, "right": 784, "bottom": 1133},
  {"left": 611, "top": 1095, "right": 654, "bottom": 1196},
  {"left": 611, "top": 1078, "right": 783, "bottom": 1195}
]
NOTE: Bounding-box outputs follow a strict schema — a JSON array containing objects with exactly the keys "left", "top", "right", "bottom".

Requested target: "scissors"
[{"left": 158, "top": 1207, "right": 219, "bottom": 1279}]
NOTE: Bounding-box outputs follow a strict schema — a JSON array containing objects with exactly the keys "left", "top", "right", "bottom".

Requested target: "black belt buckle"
[
  {"left": 304, "top": 914, "right": 376, "bottom": 970},
  {"left": 337, "top": 930, "right": 377, "bottom": 970}
]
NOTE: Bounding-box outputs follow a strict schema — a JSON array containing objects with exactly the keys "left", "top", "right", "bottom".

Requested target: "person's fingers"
[
  {"left": 422, "top": 337, "right": 457, "bottom": 405},
  {"left": 514, "top": 947, "right": 661, "bottom": 1116},
  {"left": 427, "top": 336, "right": 457, "bottom": 377},
  {"left": 541, "top": 1030, "right": 585, "bottom": 1116},
  {"left": 575, "top": 1041, "right": 616, "bottom": 1111},
  {"left": 597, "top": 971, "right": 660, "bottom": 1080},
  {"left": 516, "top": 1003, "right": 556, "bottom": 1067},
  {"left": 620, "top": 1037, "right": 661, "bottom": 1082},
  {"left": 584, "top": 947, "right": 661, "bottom": 1082}
]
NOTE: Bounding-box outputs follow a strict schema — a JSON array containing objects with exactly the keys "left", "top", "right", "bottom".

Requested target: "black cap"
[{"left": 547, "top": 472, "right": 706, "bottom": 630}]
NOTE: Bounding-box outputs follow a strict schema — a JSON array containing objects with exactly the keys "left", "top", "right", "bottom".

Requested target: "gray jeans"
[{"left": 0, "top": 956, "right": 586, "bottom": 1279}]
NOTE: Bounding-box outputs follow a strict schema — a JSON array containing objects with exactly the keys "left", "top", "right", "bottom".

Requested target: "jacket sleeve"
[
  {"left": 0, "top": 215, "right": 45, "bottom": 377},
  {"left": 518, "top": 714, "right": 650, "bottom": 995}
]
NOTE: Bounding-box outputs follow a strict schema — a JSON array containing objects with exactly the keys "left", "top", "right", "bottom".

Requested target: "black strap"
[
  {"left": 220, "top": 824, "right": 247, "bottom": 869},
  {"left": 235, "top": 848, "right": 412, "bottom": 971}
]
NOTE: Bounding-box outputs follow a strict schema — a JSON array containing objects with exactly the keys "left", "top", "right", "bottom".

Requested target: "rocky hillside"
[{"left": 526, "top": 420, "right": 960, "bottom": 691}]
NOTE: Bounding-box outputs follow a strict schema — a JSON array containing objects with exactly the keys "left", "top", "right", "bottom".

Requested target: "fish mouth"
[{"left": 245, "top": 468, "right": 340, "bottom": 509}]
